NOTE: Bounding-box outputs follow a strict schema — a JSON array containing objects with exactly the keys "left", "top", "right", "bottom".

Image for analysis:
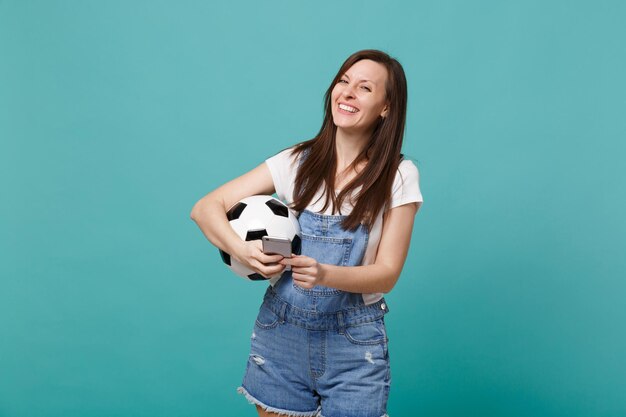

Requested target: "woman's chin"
[{"left": 335, "top": 123, "right": 373, "bottom": 137}]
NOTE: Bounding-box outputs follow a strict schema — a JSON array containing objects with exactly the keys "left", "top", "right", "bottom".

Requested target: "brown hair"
[{"left": 290, "top": 49, "right": 408, "bottom": 230}]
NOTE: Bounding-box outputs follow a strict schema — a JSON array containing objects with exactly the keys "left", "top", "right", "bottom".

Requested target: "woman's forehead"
[{"left": 343, "top": 60, "right": 387, "bottom": 84}]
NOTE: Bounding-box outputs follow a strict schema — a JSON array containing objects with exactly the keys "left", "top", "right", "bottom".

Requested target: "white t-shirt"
[{"left": 265, "top": 146, "right": 423, "bottom": 305}]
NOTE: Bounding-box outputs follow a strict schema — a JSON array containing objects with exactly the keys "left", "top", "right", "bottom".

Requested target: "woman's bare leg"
[{"left": 256, "top": 404, "right": 285, "bottom": 416}]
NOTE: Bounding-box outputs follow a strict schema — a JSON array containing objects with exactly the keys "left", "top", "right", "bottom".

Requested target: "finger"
[
  {"left": 261, "top": 263, "right": 286, "bottom": 277},
  {"left": 291, "top": 266, "right": 315, "bottom": 276},
  {"left": 281, "top": 255, "right": 311, "bottom": 267},
  {"left": 258, "top": 252, "right": 284, "bottom": 264},
  {"left": 279, "top": 258, "right": 292, "bottom": 266},
  {"left": 292, "top": 272, "right": 314, "bottom": 282},
  {"left": 251, "top": 260, "right": 284, "bottom": 277},
  {"left": 293, "top": 279, "right": 314, "bottom": 289}
]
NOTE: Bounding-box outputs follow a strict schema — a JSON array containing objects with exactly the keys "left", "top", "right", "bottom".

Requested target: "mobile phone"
[{"left": 262, "top": 236, "right": 292, "bottom": 258}]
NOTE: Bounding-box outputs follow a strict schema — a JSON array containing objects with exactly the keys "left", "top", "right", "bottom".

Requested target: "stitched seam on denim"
[
  {"left": 302, "top": 209, "right": 349, "bottom": 219},
  {"left": 342, "top": 241, "right": 350, "bottom": 266},
  {"left": 254, "top": 319, "right": 279, "bottom": 330},
  {"left": 381, "top": 321, "right": 389, "bottom": 358},
  {"left": 293, "top": 283, "right": 342, "bottom": 296},
  {"left": 308, "top": 331, "right": 326, "bottom": 379},
  {"left": 321, "top": 330, "right": 326, "bottom": 378},
  {"left": 307, "top": 330, "right": 314, "bottom": 379},
  {"left": 301, "top": 233, "right": 352, "bottom": 244},
  {"left": 267, "top": 290, "right": 388, "bottom": 319},
  {"left": 343, "top": 331, "right": 386, "bottom": 346},
  {"left": 259, "top": 311, "right": 387, "bottom": 331},
  {"left": 292, "top": 283, "right": 340, "bottom": 295}
]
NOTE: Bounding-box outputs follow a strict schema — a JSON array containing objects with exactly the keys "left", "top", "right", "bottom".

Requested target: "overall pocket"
[
  {"left": 293, "top": 233, "right": 353, "bottom": 295},
  {"left": 254, "top": 304, "right": 280, "bottom": 330},
  {"left": 300, "top": 233, "right": 353, "bottom": 266},
  {"left": 342, "top": 318, "right": 388, "bottom": 346}
]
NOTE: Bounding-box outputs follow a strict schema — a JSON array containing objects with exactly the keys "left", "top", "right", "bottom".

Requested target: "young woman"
[{"left": 191, "top": 49, "right": 423, "bottom": 417}]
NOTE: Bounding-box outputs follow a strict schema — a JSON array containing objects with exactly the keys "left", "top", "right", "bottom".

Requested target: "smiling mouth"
[{"left": 338, "top": 103, "right": 359, "bottom": 113}]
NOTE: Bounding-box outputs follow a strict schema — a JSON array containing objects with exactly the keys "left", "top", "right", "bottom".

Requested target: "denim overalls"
[{"left": 238, "top": 180, "right": 392, "bottom": 416}]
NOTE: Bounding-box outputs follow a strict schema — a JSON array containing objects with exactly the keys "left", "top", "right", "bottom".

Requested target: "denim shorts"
[{"left": 238, "top": 288, "right": 391, "bottom": 417}]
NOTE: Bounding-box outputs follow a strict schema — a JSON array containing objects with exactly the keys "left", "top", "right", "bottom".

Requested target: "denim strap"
[{"left": 336, "top": 311, "right": 345, "bottom": 334}]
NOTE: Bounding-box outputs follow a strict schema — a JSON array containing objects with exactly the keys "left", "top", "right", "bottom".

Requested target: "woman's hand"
[
  {"left": 280, "top": 255, "right": 326, "bottom": 289},
  {"left": 233, "top": 240, "right": 286, "bottom": 279}
]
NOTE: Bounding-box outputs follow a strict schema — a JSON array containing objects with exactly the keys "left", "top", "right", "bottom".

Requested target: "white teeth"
[{"left": 339, "top": 103, "right": 358, "bottom": 113}]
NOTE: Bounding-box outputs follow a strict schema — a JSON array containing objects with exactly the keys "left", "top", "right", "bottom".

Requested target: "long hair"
[{"left": 290, "top": 49, "right": 408, "bottom": 230}]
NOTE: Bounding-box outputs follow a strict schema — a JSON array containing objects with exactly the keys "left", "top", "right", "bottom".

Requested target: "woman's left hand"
[{"left": 280, "top": 255, "right": 325, "bottom": 289}]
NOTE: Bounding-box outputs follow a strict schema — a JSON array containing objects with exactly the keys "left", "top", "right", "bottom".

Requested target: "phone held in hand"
[{"left": 262, "top": 236, "right": 292, "bottom": 258}]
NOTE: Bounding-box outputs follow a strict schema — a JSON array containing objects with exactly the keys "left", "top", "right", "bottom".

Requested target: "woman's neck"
[
  {"left": 334, "top": 127, "right": 371, "bottom": 189},
  {"left": 334, "top": 127, "right": 371, "bottom": 170}
]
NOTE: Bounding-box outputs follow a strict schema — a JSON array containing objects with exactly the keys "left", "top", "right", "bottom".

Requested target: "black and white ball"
[{"left": 219, "top": 195, "right": 301, "bottom": 282}]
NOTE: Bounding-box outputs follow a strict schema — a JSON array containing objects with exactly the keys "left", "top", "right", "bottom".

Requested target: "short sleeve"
[
  {"left": 265, "top": 147, "right": 298, "bottom": 204},
  {"left": 389, "top": 160, "right": 423, "bottom": 210}
]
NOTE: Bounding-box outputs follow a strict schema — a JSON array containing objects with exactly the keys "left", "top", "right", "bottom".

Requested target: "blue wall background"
[{"left": 1, "top": 1, "right": 625, "bottom": 416}]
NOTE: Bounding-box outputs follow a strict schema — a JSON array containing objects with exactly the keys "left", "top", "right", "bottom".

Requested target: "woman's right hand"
[
  {"left": 190, "top": 161, "right": 284, "bottom": 279},
  {"left": 233, "top": 240, "right": 286, "bottom": 279}
]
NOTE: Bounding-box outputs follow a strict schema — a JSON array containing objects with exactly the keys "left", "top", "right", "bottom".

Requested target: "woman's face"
[{"left": 330, "top": 59, "right": 390, "bottom": 135}]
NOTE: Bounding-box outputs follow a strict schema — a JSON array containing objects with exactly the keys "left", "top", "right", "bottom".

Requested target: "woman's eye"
[{"left": 337, "top": 79, "right": 370, "bottom": 91}]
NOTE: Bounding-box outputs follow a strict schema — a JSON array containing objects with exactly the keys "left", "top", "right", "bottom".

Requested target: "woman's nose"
[{"left": 342, "top": 85, "right": 356, "bottom": 99}]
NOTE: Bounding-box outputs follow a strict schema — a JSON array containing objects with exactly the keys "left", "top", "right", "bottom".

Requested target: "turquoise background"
[{"left": 1, "top": 1, "right": 625, "bottom": 416}]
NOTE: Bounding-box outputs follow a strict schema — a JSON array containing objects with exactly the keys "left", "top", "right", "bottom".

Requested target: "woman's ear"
[{"left": 380, "top": 104, "right": 390, "bottom": 119}]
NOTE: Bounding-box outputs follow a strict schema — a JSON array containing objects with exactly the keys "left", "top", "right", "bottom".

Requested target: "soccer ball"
[{"left": 219, "top": 195, "right": 301, "bottom": 282}]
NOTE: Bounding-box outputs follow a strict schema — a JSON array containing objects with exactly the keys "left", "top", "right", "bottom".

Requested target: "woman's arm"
[
  {"left": 190, "top": 162, "right": 286, "bottom": 278},
  {"left": 281, "top": 202, "right": 421, "bottom": 293}
]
